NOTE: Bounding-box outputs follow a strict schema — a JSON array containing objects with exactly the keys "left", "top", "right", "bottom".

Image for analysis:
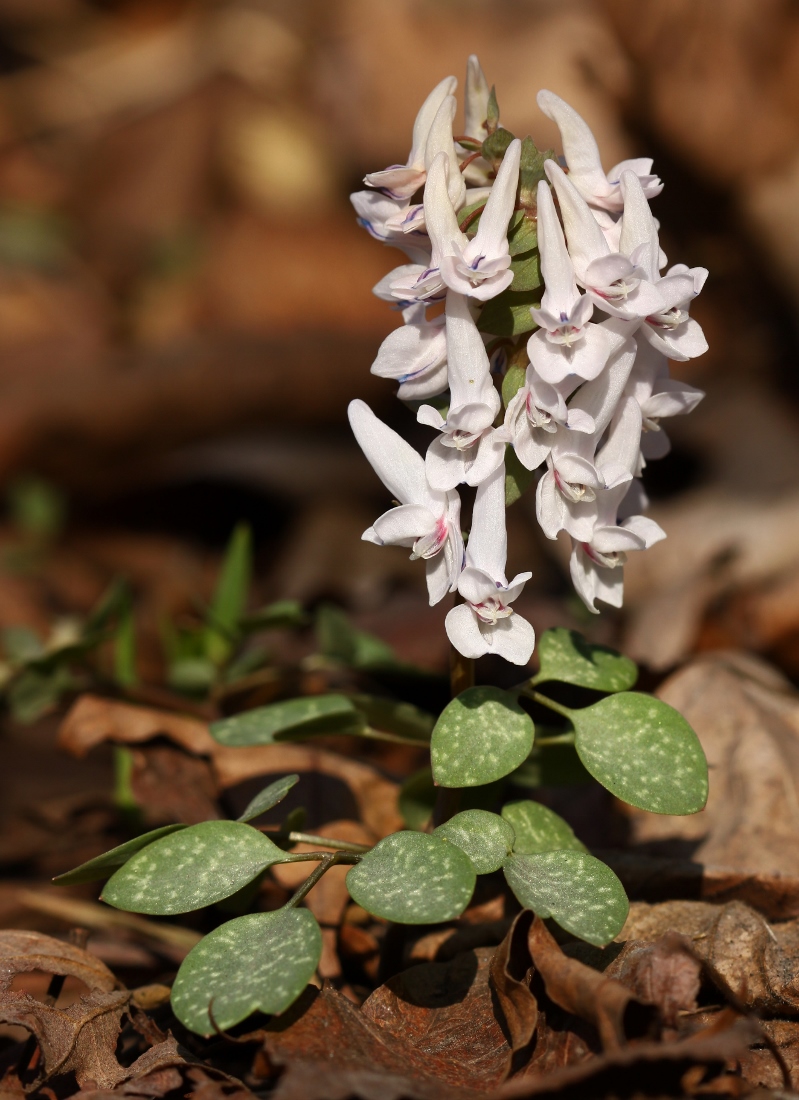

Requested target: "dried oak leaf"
[
  {"left": 260, "top": 985, "right": 474, "bottom": 1100},
  {"left": 604, "top": 932, "right": 702, "bottom": 1028},
  {"left": 527, "top": 918, "right": 658, "bottom": 1052},
  {"left": 489, "top": 911, "right": 538, "bottom": 1070},
  {"left": 622, "top": 899, "right": 799, "bottom": 1017},
  {"left": 0, "top": 929, "right": 118, "bottom": 994},
  {"left": 362, "top": 948, "right": 510, "bottom": 1092},
  {"left": 624, "top": 653, "right": 799, "bottom": 883}
]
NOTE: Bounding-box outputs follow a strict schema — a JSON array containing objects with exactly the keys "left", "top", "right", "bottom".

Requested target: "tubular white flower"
[
  {"left": 445, "top": 463, "right": 535, "bottom": 664},
  {"left": 370, "top": 306, "right": 448, "bottom": 400},
  {"left": 418, "top": 291, "right": 505, "bottom": 490},
  {"left": 348, "top": 399, "right": 463, "bottom": 605},
  {"left": 536, "top": 90, "right": 663, "bottom": 212}
]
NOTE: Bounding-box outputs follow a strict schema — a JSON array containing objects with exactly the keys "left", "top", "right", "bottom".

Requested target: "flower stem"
[
  {"left": 283, "top": 851, "right": 353, "bottom": 909},
  {"left": 449, "top": 641, "right": 475, "bottom": 698},
  {"left": 526, "top": 689, "right": 573, "bottom": 720}
]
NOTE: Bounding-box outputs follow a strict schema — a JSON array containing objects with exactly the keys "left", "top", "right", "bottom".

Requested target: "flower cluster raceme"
[{"left": 348, "top": 58, "right": 707, "bottom": 667}]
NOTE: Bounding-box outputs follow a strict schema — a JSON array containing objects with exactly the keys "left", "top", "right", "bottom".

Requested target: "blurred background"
[{"left": 1, "top": 0, "right": 799, "bottom": 689}]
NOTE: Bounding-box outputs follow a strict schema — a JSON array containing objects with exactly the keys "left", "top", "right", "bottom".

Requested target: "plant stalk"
[{"left": 284, "top": 851, "right": 353, "bottom": 909}]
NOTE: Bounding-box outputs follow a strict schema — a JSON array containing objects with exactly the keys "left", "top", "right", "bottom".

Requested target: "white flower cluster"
[{"left": 348, "top": 57, "right": 707, "bottom": 667}]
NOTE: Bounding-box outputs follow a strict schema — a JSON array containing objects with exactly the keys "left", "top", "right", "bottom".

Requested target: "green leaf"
[
  {"left": 477, "top": 289, "right": 540, "bottom": 337},
  {"left": 7, "top": 475, "right": 66, "bottom": 540},
  {"left": 509, "top": 250, "right": 541, "bottom": 292},
  {"left": 53, "top": 825, "right": 187, "bottom": 886},
  {"left": 508, "top": 210, "right": 537, "bottom": 256},
  {"left": 239, "top": 600, "right": 306, "bottom": 632},
  {"left": 168, "top": 657, "right": 216, "bottom": 694},
  {"left": 346, "top": 832, "right": 475, "bottom": 924},
  {"left": 398, "top": 768, "right": 436, "bottom": 830},
  {"left": 315, "top": 604, "right": 396, "bottom": 668},
  {"left": 534, "top": 628, "right": 637, "bottom": 692},
  {"left": 114, "top": 599, "right": 137, "bottom": 688},
  {"left": 206, "top": 523, "right": 252, "bottom": 664},
  {"left": 210, "top": 694, "right": 364, "bottom": 747},
  {"left": 504, "top": 850, "right": 628, "bottom": 946},
  {"left": 485, "top": 86, "right": 500, "bottom": 135},
  {"left": 501, "top": 800, "right": 586, "bottom": 855},
  {"left": 102, "top": 821, "right": 286, "bottom": 914},
  {"left": 350, "top": 695, "right": 434, "bottom": 742},
  {"left": 431, "top": 686, "right": 534, "bottom": 788},
  {"left": 501, "top": 364, "right": 526, "bottom": 409},
  {"left": 7, "top": 667, "right": 71, "bottom": 723},
  {"left": 434, "top": 810, "right": 514, "bottom": 874},
  {"left": 518, "top": 137, "right": 554, "bottom": 209},
  {"left": 237, "top": 775, "right": 300, "bottom": 822},
  {"left": 571, "top": 692, "right": 708, "bottom": 815},
  {"left": 505, "top": 445, "right": 536, "bottom": 507},
  {"left": 481, "top": 127, "right": 515, "bottom": 170},
  {"left": 2, "top": 626, "right": 43, "bottom": 662},
  {"left": 511, "top": 741, "right": 592, "bottom": 788},
  {"left": 171, "top": 909, "right": 321, "bottom": 1036}
]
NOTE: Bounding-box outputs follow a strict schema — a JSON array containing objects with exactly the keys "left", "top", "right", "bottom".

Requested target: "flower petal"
[
  {"left": 372, "top": 504, "right": 436, "bottom": 545},
  {"left": 445, "top": 602, "right": 487, "bottom": 658},
  {"left": 348, "top": 400, "right": 427, "bottom": 506},
  {"left": 490, "top": 614, "right": 536, "bottom": 665},
  {"left": 465, "top": 462, "right": 507, "bottom": 577}
]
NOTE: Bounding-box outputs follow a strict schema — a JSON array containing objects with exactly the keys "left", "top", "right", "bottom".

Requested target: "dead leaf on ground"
[
  {"left": 59, "top": 695, "right": 214, "bottom": 759},
  {"left": 603, "top": 932, "right": 701, "bottom": 1028},
  {"left": 489, "top": 911, "right": 538, "bottom": 1073},
  {"left": 0, "top": 929, "right": 118, "bottom": 994}
]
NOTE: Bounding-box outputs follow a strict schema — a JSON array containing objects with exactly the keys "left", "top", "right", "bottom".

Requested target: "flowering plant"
[{"left": 56, "top": 60, "right": 709, "bottom": 1037}]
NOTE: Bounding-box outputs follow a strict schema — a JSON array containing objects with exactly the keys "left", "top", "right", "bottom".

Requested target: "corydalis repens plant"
[
  {"left": 350, "top": 60, "right": 707, "bottom": 650},
  {"left": 66, "top": 60, "right": 711, "bottom": 1042}
]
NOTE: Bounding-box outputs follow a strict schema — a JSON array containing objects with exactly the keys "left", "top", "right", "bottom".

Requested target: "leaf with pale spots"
[
  {"left": 571, "top": 692, "right": 708, "bottom": 815},
  {"left": 346, "top": 832, "right": 475, "bottom": 924},
  {"left": 102, "top": 821, "right": 287, "bottom": 915},
  {"left": 431, "top": 686, "right": 534, "bottom": 788},
  {"left": 53, "top": 824, "right": 187, "bottom": 886},
  {"left": 171, "top": 909, "right": 321, "bottom": 1035},
  {"left": 533, "top": 628, "right": 637, "bottom": 692},
  {"left": 501, "top": 800, "right": 586, "bottom": 856},
  {"left": 434, "top": 810, "right": 515, "bottom": 874},
  {"left": 237, "top": 774, "right": 300, "bottom": 822},
  {"left": 504, "top": 850, "right": 629, "bottom": 946},
  {"left": 210, "top": 693, "right": 365, "bottom": 747}
]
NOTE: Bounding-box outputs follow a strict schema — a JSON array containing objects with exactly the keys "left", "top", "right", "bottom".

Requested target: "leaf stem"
[
  {"left": 534, "top": 732, "right": 576, "bottom": 747},
  {"left": 283, "top": 851, "right": 354, "bottom": 909},
  {"left": 287, "top": 832, "right": 370, "bottom": 853},
  {"left": 526, "top": 690, "right": 574, "bottom": 720}
]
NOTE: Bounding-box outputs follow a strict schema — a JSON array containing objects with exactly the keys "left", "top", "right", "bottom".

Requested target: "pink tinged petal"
[
  {"left": 348, "top": 400, "right": 427, "bottom": 507},
  {"left": 528, "top": 322, "right": 619, "bottom": 384},
  {"left": 371, "top": 320, "right": 447, "bottom": 382},
  {"left": 641, "top": 316, "right": 708, "bottom": 361},
  {"left": 444, "top": 290, "right": 494, "bottom": 406},
  {"left": 570, "top": 543, "right": 601, "bottom": 613},
  {"left": 466, "top": 462, "right": 507, "bottom": 577},
  {"left": 619, "top": 171, "right": 659, "bottom": 280},
  {"left": 544, "top": 160, "right": 609, "bottom": 277},
  {"left": 537, "top": 180, "right": 581, "bottom": 318},
  {"left": 536, "top": 91, "right": 615, "bottom": 207},
  {"left": 464, "top": 55, "right": 490, "bottom": 139},
  {"left": 491, "top": 614, "right": 536, "bottom": 665},
  {"left": 471, "top": 138, "right": 522, "bottom": 258},
  {"left": 554, "top": 453, "right": 603, "bottom": 490},
  {"left": 622, "top": 515, "right": 666, "bottom": 548},
  {"left": 407, "top": 74, "right": 459, "bottom": 171},
  {"left": 371, "top": 504, "right": 436, "bottom": 545},
  {"left": 425, "top": 552, "right": 452, "bottom": 606},
  {"left": 425, "top": 436, "right": 467, "bottom": 491},
  {"left": 424, "top": 96, "right": 466, "bottom": 210},
  {"left": 445, "top": 603, "right": 488, "bottom": 659},
  {"left": 536, "top": 470, "right": 566, "bottom": 540},
  {"left": 592, "top": 277, "right": 666, "bottom": 321}
]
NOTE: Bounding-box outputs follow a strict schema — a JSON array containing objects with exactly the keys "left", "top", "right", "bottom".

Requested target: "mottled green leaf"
[
  {"left": 572, "top": 693, "right": 708, "bottom": 815},
  {"left": 210, "top": 694, "right": 364, "bottom": 747},
  {"left": 501, "top": 800, "right": 586, "bottom": 855},
  {"left": 171, "top": 909, "right": 321, "bottom": 1035},
  {"left": 505, "top": 445, "right": 536, "bottom": 507},
  {"left": 477, "top": 289, "right": 540, "bottom": 337},
  {"left": 504, "top": 850, "right": 628, "bottom": 946},
  {"left": 237, "top": 775, "right": 300, "bottom": 822},
  {"left": 534, "top": 628, "right": 637, "bottom": 692},
  {"left": 431, "top": 686, "right": 534, "bottom": 788},
  {"left": 53, "top": 825, "right": 187, "bottom": 886},
  {"left": 346, "top": 833, "right": 475, "bottom": 924},
  {"left": 434, "top": 809, "right": 514, "bottom": 874},
  {"left": 102, "top": 821, "right": 286, "bottom": 914}
]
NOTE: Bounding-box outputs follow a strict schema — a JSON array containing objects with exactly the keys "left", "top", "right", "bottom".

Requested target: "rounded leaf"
[
  {"left": 171, "top": 909, "right": 321, "bottom": 1035},
  {"left": 210, "top": 694, "right": 363, "bottom": 747},
  {"left": 535, "top": 629, "right": 637, "bottom": 692},
  {"left": 237, "top": 774, "right": 300, "bottom": 822},
  {"left": 572, "top": 692, "right": 708, "bottom": 814},
  {"left": 102, "top": 821, "right": 286, "bottom": 914},
  {"left": 434, "top": 810, "right": 514, "bottom": 874},
  {"left": 53, "top": 825, "right": 187, "bottom": 886},
  {"left": 504, "top": 850, "right": 628, "bottom": 946},
  {"left": 346, "top": 833, "right": 475, "bottom": 924},
  {"left": 431, "top": 686, "right": 534, "bottom": 788},
  {"left": 398, "top": 768, "right": 436, "bottom": 831},
  {"left": 501, "top": 801, "right": 586, "bottom": 855}
]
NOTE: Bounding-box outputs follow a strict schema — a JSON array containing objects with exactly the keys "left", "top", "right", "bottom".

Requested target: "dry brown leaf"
[
  {"left": 0, "top": 929, "right": 118, "bottom": 994},
  {"left": 604, "top": 932, "right": 702, "bottom": 1028},
  {"left": 489, "top": 911, "right": 538, "bottom": 1070},
  {"left": 622, "top": 652, "right": 799, "bottom": 879},
  {"left": 128, "top": 744, "right": 221, "bottom": 827},
  {"left": 362, "top": 948, "right": 511, "bottom": 1092},
  {"left": 59, "top": 695, "right": 214, "bottom": 758}
]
